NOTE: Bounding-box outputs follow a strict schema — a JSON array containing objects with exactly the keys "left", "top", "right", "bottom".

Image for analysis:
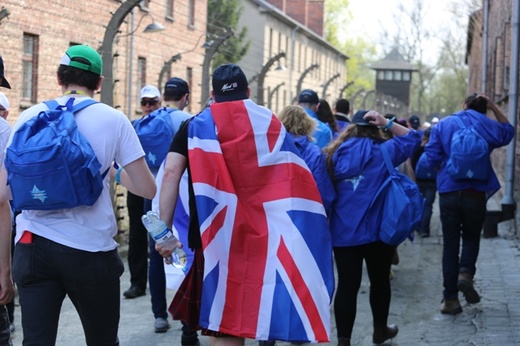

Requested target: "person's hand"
[
  {"left": 364, "top": 110, "right": 386, "bottom": 127},
  {"left": 0, "top": 273, "right": 14, "bottom": 305},
  {"left": 155, "top": 240, "right": 183, "bottom": 265}
]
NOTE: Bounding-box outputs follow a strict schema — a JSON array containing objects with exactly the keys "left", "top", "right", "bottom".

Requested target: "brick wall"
[
  {"left": 307, "top": 0, "right": 324, "bottom": 36},
  {"left": 467, "top": 0, "right": 520, "bottom": 234},
  {"left": 0, "top": 0, "right": 206, "bottom": 235}
]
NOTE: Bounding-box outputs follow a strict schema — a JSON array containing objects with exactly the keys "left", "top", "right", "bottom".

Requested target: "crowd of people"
[{"left": 0, "top": 45, "right": 514, "bottom": 346}]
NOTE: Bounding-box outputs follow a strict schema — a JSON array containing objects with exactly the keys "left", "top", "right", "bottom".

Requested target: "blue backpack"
[
  {"left": 5, "top": 98, "right": 107, "bottom": 210},
  {"left": 369, "top": 145, "right": 424, "bottom": 246},
  {"left": 446, "top": 116, "right": 490, "bottom": 180},
  {"left": 133, "top": 107, "right": 177, "bottom": 168},
  {"left": 415, "top": 151, "right": 437, "bottom": 180}
]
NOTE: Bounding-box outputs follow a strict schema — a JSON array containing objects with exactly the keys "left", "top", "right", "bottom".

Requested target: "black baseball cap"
[
  {"left": 164, "top": 77, "right": 190, "bottom": 97},
  {"left": 0, "top": 56, "right": 11, "bottom": 89},
  {"left": 211, "top": 64, "right": 248, "bottom": 102}
]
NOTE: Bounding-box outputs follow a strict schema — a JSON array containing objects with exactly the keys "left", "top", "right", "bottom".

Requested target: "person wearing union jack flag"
[{"left": 157, "top": 63, "right": 334, "bottom": 345}]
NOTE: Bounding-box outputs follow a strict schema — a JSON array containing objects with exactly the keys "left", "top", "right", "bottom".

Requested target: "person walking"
[
  {"left": 410, "top": 127, "right": 437, "bottom": 238},
  {"left": 325, "top": 110, "right": 421, "bottom": 346},
  {"left": 146, "top": 77, "right": 192, "bottom": 335},
  {"left": 297, "top": 89, "right": 332, "bottom": 148},
  {"left": 124, "top": 85, "right": 162, "bottom": 301},
  {"left": 278, "top": 105, "right": 336, "bottom": 215},
  {"left": 0, "top": 45, "right": 156, "bottom": 345},
  {"left": 0, "top": 59, "right": 14, "bottom": 346},
  {"left": 157, "top": 64, "right": 334, "bottom": 346},
  {"left": 333, "top": 98, "right": 351, "bottom": 133},
  {"left": 423, "top": 93, "right": 514, "bottom": 314},
  {"left": 316, "top": 98, "right": 340, "bottom": 140}
]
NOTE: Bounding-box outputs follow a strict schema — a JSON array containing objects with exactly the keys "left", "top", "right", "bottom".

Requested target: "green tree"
[
  {"left": 207, "top": 0, "right": 250, "bottom": 69},
  {"left": 324, "top": 0, "right": 376, "bottom": 101}
]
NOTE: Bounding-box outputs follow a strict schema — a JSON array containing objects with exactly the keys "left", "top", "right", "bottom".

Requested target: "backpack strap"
[
  {"left": 43, "top": 100, "right": 60, "bottom": 110},
  {"left": 42, "top": 98, "right": 98, "bottom": 113},
  {"left": 380, "top": 145, "right": 395, "bottom": 175},
  {"left": 71, "top": 99, "right": 98, "bottom": 113}
]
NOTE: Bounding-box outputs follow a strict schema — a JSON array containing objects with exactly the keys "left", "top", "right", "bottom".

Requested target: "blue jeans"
[
  {"left": 13, "top": 234, "right": 124, "bottom": 346},
  {"left": 418, "top": 180, "right": 437, "bottom": 235},
  {"left": 439, "top": 191, "right": 486, "bottom": 300},
  {"left": 0, "top": 305, "right": 11, "bottom": 346}
]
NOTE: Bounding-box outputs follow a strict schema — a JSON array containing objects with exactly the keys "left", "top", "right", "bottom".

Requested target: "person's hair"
[
  {"left": 57, "top": 65, "right": 100, "bottom": 91},
  {"left": 334, "top": 98, "right": 350, "bottom": 114},
  {"left": 163, "top": 93, "right": 186, "bottom": 102},
  {"left": 298, "top": 102, "right": 318, "bottom": 112},
  {"left": 324, "top": 124, "right": 385, "bottom": 177},
  {"left": 277, "top": 105, "right": 316, "bottom": 141},
  {"left": 421, "top": 126, "right": 432, "bottom": 146},
  {"left": 316, "top": 98, "right": 339, "bottom": 133},
  {"left": 464, "top": 93, "right": 488, "bottom": 114}
]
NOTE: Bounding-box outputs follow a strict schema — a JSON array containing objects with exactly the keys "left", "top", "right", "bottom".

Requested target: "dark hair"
[
  {"left": 57, "top": 65, "right": 100, "bottom": 91},
  {"left": 334, "top": 98, "right": 350, "bottom": 114},
  {"left": 324, "top": 124, "right": 385, "bottom": 177},
  {"left": 316, "top": 98, "right": 339, "bottom": 133},
  {"left": 163, "top": 93, "right": 185, "bottom": 102},
  {"left": 464, "top": 93, "right": 487, "bottom": 114}
]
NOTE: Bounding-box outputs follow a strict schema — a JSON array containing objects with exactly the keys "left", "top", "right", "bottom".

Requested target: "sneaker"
[
  {"left": 458, "top": 273, "right": 480, "bottom": 304},
  {"left": 123, "top": 286, "right": 146, "bottom": 299},
  {"left": 154, "top": 317, "right": 170, "bottom": 333}
]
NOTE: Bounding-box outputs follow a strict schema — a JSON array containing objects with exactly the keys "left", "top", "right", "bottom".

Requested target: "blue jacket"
[
  {"left": 424, "top": 109, "right": 514, "bottom": 197},
  {"left": 330, "top": 131, "right": 421, "bottom": 247},
  {"left": 304, "top": 108, "right": 333, "bottom": 149},
  {"left": 291, "top": 134, "right": 336, "bottom": 215},
  {"left": 334, "top": 112, "right": 350, "bottom": 134}
]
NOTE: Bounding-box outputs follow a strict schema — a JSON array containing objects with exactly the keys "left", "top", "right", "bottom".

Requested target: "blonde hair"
[{"left": 277, "top": 105, "right": 317, "bottom": 142}]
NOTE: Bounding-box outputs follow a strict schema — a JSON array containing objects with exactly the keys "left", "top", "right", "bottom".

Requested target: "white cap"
[
  {"left": 140, "top": 85, "right": 161, "bottom": 100},
  {"left": 432, "top": 116, "right": 440, "bottom": 124},
  {"left": 0, "top": 92, "right": 9, "bottom": 110}
]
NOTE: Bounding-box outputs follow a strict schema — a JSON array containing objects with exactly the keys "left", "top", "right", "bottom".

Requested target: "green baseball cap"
[{"left": 59, "top": 45, "right": 102, "bottom": 76}]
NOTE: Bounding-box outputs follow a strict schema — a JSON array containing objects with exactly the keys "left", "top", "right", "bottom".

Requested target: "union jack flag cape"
[{"left": 187, "top": 99, "right": 334, "bottom": 342}]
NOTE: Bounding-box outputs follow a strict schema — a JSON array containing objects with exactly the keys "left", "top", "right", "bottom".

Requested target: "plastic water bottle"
[{"left": 141, "top": 211, "right": 187, "bottom": 269}]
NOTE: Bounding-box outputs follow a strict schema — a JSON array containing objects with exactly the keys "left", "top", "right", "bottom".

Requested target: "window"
[
  {"left": 394, "top": 71, "right": 402, "bottom": 80},
  {"left": 136, "top": 57, "right": 146, "bottom": 109},
  {"left": 403, "top": 71, "right": 411, "bottom": 81},
  {"left": 188, "top": 0, "right": 195, "bottom": 27},
  {"left": 166, "top": 0, "right": 174, "bottom": 20},
  {"left": 385, "top": 70, "right": 393, "bottom": 80},
  {"left": 22, "top": 33, "right": 39, "bottom": 103},
  {"left": 377, "top": 71, "right": 384, "bottom": 80}
]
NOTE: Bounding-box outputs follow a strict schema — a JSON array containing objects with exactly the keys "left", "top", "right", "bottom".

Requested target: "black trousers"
[
  {"left": 126, "top": 191, "right": 149, "bottom": 290},
  {"left": 333, "top": 241, "right": 395, "bottom": 339}
]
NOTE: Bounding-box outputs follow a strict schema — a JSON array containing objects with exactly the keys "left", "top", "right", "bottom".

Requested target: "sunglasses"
[{"left": 141, "top": 99, "right": 159, "bottom": 106}]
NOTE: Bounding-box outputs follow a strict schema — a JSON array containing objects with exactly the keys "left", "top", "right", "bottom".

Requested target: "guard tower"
[{"left": 370, "top": 48, "right": 416, "bottom": 107}]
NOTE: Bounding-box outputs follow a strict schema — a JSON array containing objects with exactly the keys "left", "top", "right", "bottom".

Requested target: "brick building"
[
  {"left": 466, "top": 0, "right": 520, "bottom": 234},
  {"left": 0, "top": 0, "right": 207, "bottom": 123}
]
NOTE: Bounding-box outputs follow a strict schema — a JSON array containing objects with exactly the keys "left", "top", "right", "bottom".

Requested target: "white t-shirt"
[{"left": 7, "top": 95, "right": 145, "bottom": 252}]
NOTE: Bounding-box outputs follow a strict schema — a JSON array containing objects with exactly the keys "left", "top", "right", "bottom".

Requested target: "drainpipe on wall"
[
  {"left": 481, "top": 0, "right": 489, "bottom": 93},
  {"left": 288, "top": 26, "right": 299, "bottom": 105},
  {"left": 502, "top": 0, "right": 519, "bottom": 217}
]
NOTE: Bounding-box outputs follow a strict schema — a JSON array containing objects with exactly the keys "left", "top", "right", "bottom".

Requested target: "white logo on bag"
[{"left": 31, "top": 185, "right": 48, "bottom": 203}]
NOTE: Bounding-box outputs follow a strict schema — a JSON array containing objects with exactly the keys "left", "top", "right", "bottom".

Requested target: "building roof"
[
  {"left": 370, "top": 48, "right": 416, "bottom": 71},
  {"left": 249, "top": 0, "right": 348, "bottom": 60}
]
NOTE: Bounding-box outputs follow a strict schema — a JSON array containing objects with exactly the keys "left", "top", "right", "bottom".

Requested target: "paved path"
[{"left": 10, "top": 200, "right": 520, "bottom": 345}]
